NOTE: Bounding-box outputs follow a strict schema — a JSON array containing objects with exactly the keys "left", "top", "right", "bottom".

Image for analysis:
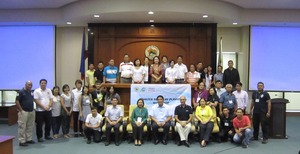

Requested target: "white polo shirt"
[
  {"left": 119, "top": 62, "right": 134, "bottom": 78},
  {"left": 72, "top": 88, "right": 82, "bottom": 112},
  {"left": 233, "top": 90, "right": 249, "bottom": 109},
  {"left": 34, "top": 88, "right": 53, "bottom": 112},
  {"left": 165, "top": 67, "right": 178, "bottom": 83},
  {"left": 149, "top": 104, "right": 171, "bottom": 122},
  {"left": 174, "top": 63, "right": 188, "bottom": 80},
  {"left": 85, "top": 113, "right": 102, "bottom": 131}
]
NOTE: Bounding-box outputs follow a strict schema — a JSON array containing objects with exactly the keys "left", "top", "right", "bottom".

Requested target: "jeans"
[
  {"left": 233, "top": 128, "right": 252, "bottom": 145},
  {"left": 51, "top": 116, "right": 62, "bottom": 135}
]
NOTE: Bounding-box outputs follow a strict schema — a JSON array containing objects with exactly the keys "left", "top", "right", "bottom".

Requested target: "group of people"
[{"left": 85, "top": 54, "right": 240, "bottom": 90}]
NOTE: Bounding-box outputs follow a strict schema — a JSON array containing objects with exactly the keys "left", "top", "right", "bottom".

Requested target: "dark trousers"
[
  {"left": 253, "top": 113, "right": 269, "bottom": 139},
  {"left": 72, "top": 111, "right": 83, "bottom": 133},
  {"left": 132, "top": 123, "right": 145, "bottom": 140},
  {"left": 151, "top": 122, "right": 170, "bottom": 140},
  {"left": 36, "top": 111, "right": 52, "bottom": 139},
  {"left": 106, "top": 122, "right": 121, "bottom": 142},
  {"left": 61, "top": 107, "right": 71, "bottom": 135},
  {"left": 199, "top": 121, "right": 214, "bottom": 142},
  {"left": 84, "top": 127, "right": 101, "bottom": 142},
  {"left": 219, "top": 128, "right": 234, "bottom": 142},
  {"left": 51, "top": 116, "right": 62, "bottom": 135}
]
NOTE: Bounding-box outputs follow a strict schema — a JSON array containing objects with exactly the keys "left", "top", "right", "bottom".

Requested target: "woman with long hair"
[
  {"left": 60, "top": 84, "right": 72, "bottom": 138},
  {"left": 150, "top": 56, "right": 163, "bottom": 83}
]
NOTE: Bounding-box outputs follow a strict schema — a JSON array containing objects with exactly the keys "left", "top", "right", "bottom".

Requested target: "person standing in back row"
[
  {"left": 119, "top": 53, "right": 134, "bottom": 83},
  {"left": 223, "top": 60, "right": 240, "bottom": 88},
  {"left": 174, "top": 55, "right": 188, "bottom": 84}
]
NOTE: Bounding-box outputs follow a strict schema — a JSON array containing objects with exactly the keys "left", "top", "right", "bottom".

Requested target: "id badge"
[
  {"left": 255, "top": 99, "right": 259, "bottom": 103},
  {"left": 261, "top": 94, "right": 264, "bottom": 98},
  {"left": 137, "top": 117, "right": 142, "bottom": 122},
  {"left": 86, "top": 99, "right": 90, "bottom": 104},
  {"left": 229, "top": 100, "right": 233, "bottom": 104},
  {"left": 224, "top": 122, "right": 229, "bottom": 126}
]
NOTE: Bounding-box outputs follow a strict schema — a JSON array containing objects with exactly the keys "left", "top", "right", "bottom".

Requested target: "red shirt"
[{"left": 233, "top": 116, "right": 250, "bottom": 129}]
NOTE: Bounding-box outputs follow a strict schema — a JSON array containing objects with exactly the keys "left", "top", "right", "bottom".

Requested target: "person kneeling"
[
  {"left": 233, "top": 108, "right": 252, "bottom": 148},
  {"left": 84, "top": 107, "right": 102, "bottom": 144}
]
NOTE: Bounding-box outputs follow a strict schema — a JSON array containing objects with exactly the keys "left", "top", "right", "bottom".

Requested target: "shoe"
[
  {"left": 154, "top": 140, "right": 159, "bottom": 145},
  {"left": 26, "top": 140, "right": 35, "bottom": 144},
  {"left": 64, "top": 135, "right": 70, "bottom": 138},
  {"left": 45, "top": 136, "right": 53, "bottom": 140},
  {"left": 184, "top": 142, "right": 190, "bottom": 148},
  {"left": 79, "top": 132, "right": 84, "bottom": 137},
  {"left": 242, "top": 144, "right": 248, "bottom": 148},
  {"left": 105, "top": 141, "right": 110, "bottom": 146},
  {"left": 87, "top": 140, "right": 91, "bottom": 144},
  {"left": 200, "top": 140, "right": 206, "bottom": 148},
  {"left": 262, "top": 139, "right": 268, "bottom": 144},
  {"left": 67, "top": 134, "right": 72, "bottom": 137},
  {"left": 38, "top": 138, "right": 44, "bottom": 142},
  {"left": 162, "top": 140, "right": 167, "bottom": 145},
  {"left": 19, "top": 142, "right": 28, "bottom": 146},
  {"left": 177, "top": 141, "right": 182, "bottom": 146},
  {"left": 74, "top": 134, "right": 79, "bottom": 137},
  {"left": 250, "top": 137, "right": 258, "bottom": 141},
  {"left": 115, "top": 141, "right": 120, "bottom": 146},
  {"left": 53, "top": 134, "right": 59, "bottom": 139}
]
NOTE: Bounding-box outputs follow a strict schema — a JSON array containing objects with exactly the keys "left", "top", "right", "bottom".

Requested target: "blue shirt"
[
  {"left": 150, "top": 104, "right": 171, "bottom": 122},
  {"left": 103, "top": 66, "right": 118, "bottom": 83},
  {"left": 16, "top": 88, "right": 34, "bottom": 112},
  {"left": 219, "top": 92, "right": 237, "bottom": 109}
]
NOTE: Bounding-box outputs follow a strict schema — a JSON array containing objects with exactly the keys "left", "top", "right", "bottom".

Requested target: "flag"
[
  {"left": 218, "top": 37, "right": 223, "bottom": 66},
  {"left": 79, "top": 28, "right": 88, "bottom": 80}
]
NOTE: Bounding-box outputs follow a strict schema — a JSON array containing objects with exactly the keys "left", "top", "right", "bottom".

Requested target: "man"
[
  {"left": 91, "top": 80, "right": 105, "bottom": 114},
  {"left": 175, "top": 96, "right": 193, "bottom": 147},
  {"left": 16, "top": 81, "right": 35, "bottom": 146},
  {"left": 214, "top": 65, "right": 223, "bottom": 84},
  {"left": 104, "top": 97, "right": 124, "bottom": 146},
  {"left": 119, "top": 53, "right": 133, "bottom": 83},
  {"left": 94, "top": 61, "right": 104, "bottom": 83},
  {"left": 103, "top": 59, "right": 118, "bottom": 83},
  {"left": 84, "top": 107, "right": 102, "bottom": 144},
  {"left": 72, "top": 79, "right": 83, "bottom": 137},
  {"left": 215, "top": 80, "right": 226, "bottom": 98},
  {"left": 196, "top": 62, "right": 205, "bottom": 84},
  {"left": 223, "top": 60, "right": 240, "bottom": 87},
  {"left": 150, "top": 95, "right": 172, "bottom": 145},
  {"left": 219, "top": 84, "right": 237, "bottom": 116},
  {"left": 34, "top": 79, "right": 53, "bottom": 142},
  {"left": 174, "top": 55, "right": 188, "bottom": 84},
  {"left": 219, "top": 107, "right": 234, "bottom": 142},
  {"left": 233, "top": 82, "right": 249, "bottom": 111},
  {"left": 250, "top": 82, "right": 271, "bottom": 144},
  {"left": 86, "top": 63, "right": 95, "bottom": 86},
  {"left": 233, "top": 108, "right": 252, "bottom": 148}
]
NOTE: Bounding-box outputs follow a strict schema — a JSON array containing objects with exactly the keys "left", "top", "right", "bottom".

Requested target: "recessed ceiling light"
[
  {"left": 91, "top": 32, "right": 94, "bottom": 35},
  {"left": 203, "top": 15, "right": 208, "bottom": 18},
  {"left": 149, "top": 20, "right": 154, "bottom": 23},
  {"left": 94, "top": 14, "right": 100, "bottom": 18},
  {"left": 233, "top": 22, "right": 238, "bottom": 25},
  {"left": 67, "top": 22, "right": 72, "bottom": 25},
  {"left": 148, "top": 11, "right": 154, "bottom": 15},
  {"left": 150, "top": 25, "right": 155, "bottom": 27}
]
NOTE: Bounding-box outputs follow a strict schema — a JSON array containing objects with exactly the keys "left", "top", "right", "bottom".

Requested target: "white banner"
[{"left": 130, "top": 84, "right": 191, "bottom": 116}]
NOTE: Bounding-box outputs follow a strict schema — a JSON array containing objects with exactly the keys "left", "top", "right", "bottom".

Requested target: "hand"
[
  {"left": 201, "top": 121, "right": 207, "bottom": 125},
  {"left": 266, "top": 112, "right": 271, "bottom": 118},
  {"left": 219, "top": 112, "right": 223, "bottom": 116},
  {"left": 67, "top": 112, "right": 71, "bottom": 116},
  {"left": 161, "top": 122, "right": 166, "bottom": 126},
  {"left": 79, "top": 112, "right": 83, "bottom": 117},
  {"left": 228, "top": 130, "right": 232, "bottom": 135},
  {"left": 180, "top": 122, "right": 186, "bottom": 127},
  {"left": 238, "top": 132, "right": 242, "bottom": 137}
]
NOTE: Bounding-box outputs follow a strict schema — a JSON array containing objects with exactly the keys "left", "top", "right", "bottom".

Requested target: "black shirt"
[
  {"left": 219, "top": 114, "right": 234, "bottom": 130},
  {"left": 94, "top": 68, "right": 104, "bottom": 83},
  {"left": 207, "top": 94, "right": 219, "bottom": 104},
  {"left": 223, "top": 68, "right": 240, "bottom": 87},
  {"left": 175, "top": 104, "right": 193, "bottom": 121},
  {"left": 91, "top": 90, "right": 106, "bottom": 107},
  {"left": 252, "top": 91, "right": 270, "bottom": 114},
  {"left": 16, "top": 88, "right": 34, "bottom": 112}
]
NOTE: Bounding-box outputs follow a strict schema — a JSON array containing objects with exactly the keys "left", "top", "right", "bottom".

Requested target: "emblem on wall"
[{"left": 145, "top": 45, "right": 160, "bottom": 60}]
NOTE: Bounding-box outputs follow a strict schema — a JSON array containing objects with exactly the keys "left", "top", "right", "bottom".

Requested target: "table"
[
  {"left": 0, "top": 136, "right": 14, "bottom": 154},
  {"left": 0, "top": 103, "right": 18, "bottom": 125}
]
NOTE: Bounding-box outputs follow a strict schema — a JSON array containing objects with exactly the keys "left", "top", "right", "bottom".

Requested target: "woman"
[
  {"left": 150, "top": 56, "right": 163, "bottom": 83},
  {"left": 205, "top": 66, "right": 214, "bottom": 90},
  {"left": 207, "top": 87, "right": 219, "bottom": 116},
  {"left": 192, "top": 82, "right": 209, "bottom": 109},
  {"left": 78, "top": 86, "right": 92, "bottom": 129},
  {"left": 143, "top": 57, "right": 151, "bottom": 83},
  {"left": 104, "top": 86, "right": 121, "bottom": 110},
  {"left": 60, "top": 84, "right": 72, "bottom": 138},
  {"left": 165, "top": 60, "right": 177, "bottom": 84},
  {"left": 131, "top": 98, "right": 148, "bottom": 146},
  {"left": 131, "top": 58, "right": 146, "bottom": 84},
  {"left": 160, "top": 55, "right": 169, "bottom": 83},
  {"left": 195, "top": 98, "right": 214, "bottom": 147},
  {"left": 186, "top": 64, "right": 200, "bottom": 85},
  {"left": 51, "top": 86, "right": 62, "bottom": 139}
]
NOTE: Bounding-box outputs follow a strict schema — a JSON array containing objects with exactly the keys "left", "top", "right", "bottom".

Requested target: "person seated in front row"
[
  {"left": 219, "top": 107, "right": 235, "bottom": 142},
  {"left": 104, "top": 97, "right": 124, "bottom": 146},
  {"left": 233, "top": 108, "right": 252, "bottom": 148},
  {"left": 131, "top": 98, "right": 148, "bottom": 146},
  {"left": 175, "top": 96, "right": 193, "bottom": 147},
  {"left": 150, "top": 95, "right": 172, "bottom": 145},
  {"left": 195, "top": 98, "right": 214, "bottom": 148},
  {"left": 84, "top": 107, "right": 102, "bottom": 144}
]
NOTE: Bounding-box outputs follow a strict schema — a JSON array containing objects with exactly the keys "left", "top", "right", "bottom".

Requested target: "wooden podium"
[{"left": 269, "top": 98, "right": 289, "bottom": 139}]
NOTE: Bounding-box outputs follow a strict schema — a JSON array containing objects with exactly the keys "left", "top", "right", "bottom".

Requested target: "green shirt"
[{"left": 131, "top": 107, "right": 148, "bottom": 123}]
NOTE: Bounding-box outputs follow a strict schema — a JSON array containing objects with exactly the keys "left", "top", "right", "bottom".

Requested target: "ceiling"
[{"left": 0, "top": 0, "right": 300, "bottom": 27}]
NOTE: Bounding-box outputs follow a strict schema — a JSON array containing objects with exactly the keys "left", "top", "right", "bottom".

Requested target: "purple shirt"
[{"left": 193, "top": 90, "right": 209, "bottom": 103}]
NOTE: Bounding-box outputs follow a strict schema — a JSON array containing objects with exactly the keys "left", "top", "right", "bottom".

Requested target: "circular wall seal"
[{"left": 145, "top": 45, "right": 160, "bottom": 60}]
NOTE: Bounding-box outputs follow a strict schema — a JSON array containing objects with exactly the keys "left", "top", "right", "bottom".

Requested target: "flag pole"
[{"left": 218, "top": 37, "right": 223, "bottom": 66}]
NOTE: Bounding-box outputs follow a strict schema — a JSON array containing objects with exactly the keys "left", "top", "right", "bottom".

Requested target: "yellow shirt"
[
  {"left": 86, "top": 69, "right": 95, "bottom": 85},
  {"left": 195, "top": 105, "right": 214, "bottom": 122}
]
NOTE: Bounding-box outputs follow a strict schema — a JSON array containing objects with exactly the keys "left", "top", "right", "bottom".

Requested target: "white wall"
[{"left": 56, "top": 27, "right": 84, "bottom": 89}]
